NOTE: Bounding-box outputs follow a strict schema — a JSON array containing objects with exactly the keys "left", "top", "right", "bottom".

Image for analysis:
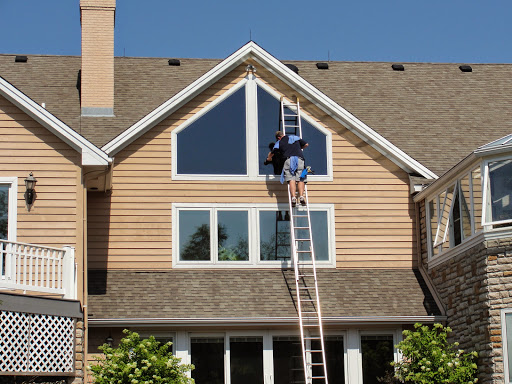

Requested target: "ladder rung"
[
  {"left": 298, "top": 286, "right": 315, "bottom": 289},
  {"left": 298, "top": 274, "right": 315, "bottom": 277},
  {"left": 312, "top": 376, "right": 326, "bottom": 379},
  {"left": 293, "top": 214, "right": 309, "bottom": 217},
  {"left": 296, "top": 250, "right": 312, "bottom": 253},
  {"left": 305, "top": 349, "right": 323, "bottom": 353},
  {"left": 295, "top": 226, "right": 309, "bottom": 229},
  {"left": 308, "top": 363, "right": 325, "bottom": 366},
  {"left": 304, "top": 337, "right": 322, "bottom": 340},
  {"left": 295, "top": 239, "right": 311, "bottom": 242}
]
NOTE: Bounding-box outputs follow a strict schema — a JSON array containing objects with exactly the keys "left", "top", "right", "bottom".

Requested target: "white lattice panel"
[
  {"left": 0, "top": 311, "right": 75, "bottom": 373},
  {"left": 0, "top": 311, "right": 30, "bottom": 371}
]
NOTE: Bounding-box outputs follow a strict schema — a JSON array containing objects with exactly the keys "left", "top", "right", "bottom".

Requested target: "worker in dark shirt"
[
  {"left": 264, "top": 142, "right": 285, "bottom": 175},
  {"left": 272, "top": 130, "right": 309, "bottom": 206}
]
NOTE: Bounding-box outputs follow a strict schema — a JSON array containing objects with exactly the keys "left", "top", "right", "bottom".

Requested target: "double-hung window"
[
  {"left": 0, "top": 178, "right": 17, "bottom": 242},
  {"left": 172, "top": 77, "right": 332, "bottom": 181},
  {"left": 173, "top": 204, "right": 335, "bottom": 268}
]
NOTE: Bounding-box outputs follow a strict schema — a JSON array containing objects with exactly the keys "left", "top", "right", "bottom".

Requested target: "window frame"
[
  {"left": 171, "top": 76, "right": 333, "bottom": 182},
  {"left": 0, "top": 177, "right": 17, "bottom": 242},
  {"left": 482, "top": 156, "right": 512, "bottom": 227},
  {"left": 172, "top": 203, "right": 336, "bottom": 268}
]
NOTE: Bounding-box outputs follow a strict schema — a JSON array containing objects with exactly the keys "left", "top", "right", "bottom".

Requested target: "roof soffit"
[
  {"left": 0, "top": 76, "right": 110, "bottom": 166},
  {"left": 101, "top": 42, "right": 436, "bottom": 179}
]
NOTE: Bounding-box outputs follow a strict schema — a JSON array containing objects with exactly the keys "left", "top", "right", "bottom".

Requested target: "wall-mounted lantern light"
[
  {"left": 105, "top": 335, "right": 114, "bottom": 347},
  {"left": 24, "top": 172, "right": 37, "bottom": 205}
]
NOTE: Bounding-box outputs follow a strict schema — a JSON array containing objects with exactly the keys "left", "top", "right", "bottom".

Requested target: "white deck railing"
[{"left": 0, "top": 240, "right": 76, "bottom": 299}]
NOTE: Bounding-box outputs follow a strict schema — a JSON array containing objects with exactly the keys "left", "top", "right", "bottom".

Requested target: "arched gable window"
[{"left": 173, "top": 78, "right": 332, "bottom": 180}]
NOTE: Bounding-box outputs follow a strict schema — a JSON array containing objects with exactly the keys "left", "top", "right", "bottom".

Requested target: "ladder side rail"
[
  {"left": 289, "top": 184, "right": 309, "bottom": 383},
  {"left": 296, "top": 97, "right": 303, "bottom": 139},
  {"left": 303, "top": 185, "right": 329, "bottom": 383},
  {"left": 280, "top": 96, "right": 287, "bottom": 136}
]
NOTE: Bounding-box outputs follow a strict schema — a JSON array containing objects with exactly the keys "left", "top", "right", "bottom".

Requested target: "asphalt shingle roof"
[
  {"left": 1, "top": 54, "right": 512, "bottom": 176},
  {"left": 88, "top": 269, "right": 440, "bottom": 320}
]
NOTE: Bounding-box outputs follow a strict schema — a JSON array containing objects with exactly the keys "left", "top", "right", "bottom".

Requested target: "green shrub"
[
  {"left": 393, "top": 323, "right": 478, "bottom": 384},
  {"left": 89, "top": 329, "right": 194, "bottom": 384}
]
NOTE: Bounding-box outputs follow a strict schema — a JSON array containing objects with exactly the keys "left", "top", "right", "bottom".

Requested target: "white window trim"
[
  {"left": 0, "top": 177, "right": 17, "bottom": 242},
  {"left": 502, "top": 308, "right": 512, "bottom": 384},
  {"left": 426, "top": 166, "right": 483, "bottom": 261},
  {"left": 171, "top": 76, "right": 333, "bottom": 182},
  {"left": 482, "top": 156, "right": 512, "bottom": 227},
  {"left": 172, "top": 203, "right": 336, "bottom": 269}
]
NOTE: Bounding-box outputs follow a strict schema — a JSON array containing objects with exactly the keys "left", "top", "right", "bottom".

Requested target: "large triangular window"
[
  {"left": 173, "top": 78, "right": 331, "bottom": 180},
  {"left": 176, "top": 86, "right": 247, "bottom": 175}
]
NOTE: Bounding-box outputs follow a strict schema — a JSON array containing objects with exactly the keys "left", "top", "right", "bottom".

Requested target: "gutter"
[{"left": 88, "top": 315, "right": 446, "bottom": 328}]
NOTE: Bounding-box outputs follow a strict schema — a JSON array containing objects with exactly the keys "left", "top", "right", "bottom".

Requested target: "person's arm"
[
  {"left": 264, "top": 151, "right": 274, "bottom": 165},
  {"left": 300, "top": 139, "right": 308, "bottom": 149}
]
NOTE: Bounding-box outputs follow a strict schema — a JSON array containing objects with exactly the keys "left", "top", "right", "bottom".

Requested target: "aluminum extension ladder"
[{"left": 281, "top": 96, "right": 328, "bottom": 384}]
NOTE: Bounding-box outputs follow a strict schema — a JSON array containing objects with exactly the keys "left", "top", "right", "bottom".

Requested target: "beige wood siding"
[
  {"left": 0, "top": 95, "right": 83, "bottom": 275},
  {"left": 88, "top": 61, "right": 416, "bottom": 270}
]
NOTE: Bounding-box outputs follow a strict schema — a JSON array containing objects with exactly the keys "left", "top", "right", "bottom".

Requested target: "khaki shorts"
[{"left": 283, "top": 158, "right": 306, "bottom": 182}]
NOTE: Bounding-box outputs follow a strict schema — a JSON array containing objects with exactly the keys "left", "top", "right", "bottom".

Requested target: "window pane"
[
  {"left": 472, "top": 167, "right": 483, "bottom": 232},
  {"left": 191, "top": 337, "right": 224, "bottom": 384},
  {"left": 260, "top": 210, "right": 329, "bottom": 262},
  {"left": 489, "top": 160, "right": 512, "bottom": 224},
  {"left": 0, "top": 186, "right": 8, "bottom": 240},
  {"left": 179, "top": 210, "right": 210, "bottom": 261},
  {"left": 259, "top": 210, "right": 291, "bottom": 261},
  {"left": 218, "top": 211, "right": 249, "bottom": 261},
  {"left": 428, "top": 199, "right": 439, "bottom": 258},
  {"left": 257, "top": 87, "right": 328, "bottom": 176},
  {"left": 460, "top": 175, "right": 472, "bottom": 239},
  {"left": 273, "top": 337, "right": 303, "bottom": 384},
  {"left": 361, "top": 335, "right": 394, "bottom": 384},
  {"left": 177, "top": 87, "right": 246, "bottom": 175},
  {"left": 312, "top": 336, "right": 345, "bottom": 384},
  {"left": 506, "top": 314, "right": 512, "bottom": 382},
  {"left": 230, "top": 337, "right": 263, "bottom": 384}
]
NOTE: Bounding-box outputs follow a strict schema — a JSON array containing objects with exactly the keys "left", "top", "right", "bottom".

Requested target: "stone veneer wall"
[{"left": 419, "top": 200, "right": 512, "bottom": 383}]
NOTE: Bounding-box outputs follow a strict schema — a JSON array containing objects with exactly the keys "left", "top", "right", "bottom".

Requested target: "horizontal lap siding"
[
  {"left": 88, "top": 62, "right": 416, "bottom": 269},
  {"left": 0, "top": 95, "right": 80, "bottom": 249}
]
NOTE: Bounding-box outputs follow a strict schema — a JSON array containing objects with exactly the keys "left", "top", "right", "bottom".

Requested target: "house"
[{"left": 1, "top": 0, "right": 512, "bottom": 383}]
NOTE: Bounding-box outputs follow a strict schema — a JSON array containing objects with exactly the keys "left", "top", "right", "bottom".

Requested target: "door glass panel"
[
  {"left": 506, "top": 314, "right": 512, "bottom": 382},
  {"left": 489, "top": 160, "right": 512, "bottom": 224},
  {"left": 177, "top": 86, "right": 246, "bottom": 175},
  {"left": 179, "top": 210, "right": 210, "bottom": 261},
  {"left": 361, "top": 335, "right": 394, "bottom": 384},
  {"left": 273, "top": 336, "right": 303, "bottom": 384},
  {"left": 0, "top": 185, "right": 8, "bottom": 240},
  {"left": 191, "top": 337, "right": 224, "bottom": 384},
  {"left": 217, "top": 211, "right": 249, "bottom": 261},
  {"left": 311, "top": 336, "right": 345, "bottom": 384},
  {"left": 230, "top": 337, "right": 263, "bottom": 384},
  {"left": 257, "top": 86, "right": 328, "bottom": 176}
]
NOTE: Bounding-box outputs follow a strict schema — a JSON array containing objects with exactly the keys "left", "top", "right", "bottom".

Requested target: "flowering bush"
[
  {"left": 393, "top": 323, "right": 478, "bottom": 384},
  {"left": 89, "top": 329, "right": 194, "bottom": 384}
]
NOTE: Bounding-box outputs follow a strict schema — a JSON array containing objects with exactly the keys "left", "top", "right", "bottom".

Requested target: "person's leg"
[
  {"left": 289, "top": 180, "right": 297, "bottom": 199},
  {"left": 297, "top": 181, "right": 305, "bottom": 197}
]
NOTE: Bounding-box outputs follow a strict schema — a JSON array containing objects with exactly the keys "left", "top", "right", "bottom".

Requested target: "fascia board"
[
  {"left": 102, "top": 44, "right": 256, "bottom": 156},
  {"left": 101, "top": 41, "right": 436, "bottom": 180},
  {"left": 474, "top": 143, "right": 512, "bottom": 157},
  {"left": 249, "top": 47, "right": 437, "bottom": 180},
  {"left": 88, "top": 315, "right": 446, "bottom": 327},
  {"left": 414, "top": 152, "right": 478, "bottom": 202},
  {"left": 0, "top": 76, "right": 111, "bottom": 166}
]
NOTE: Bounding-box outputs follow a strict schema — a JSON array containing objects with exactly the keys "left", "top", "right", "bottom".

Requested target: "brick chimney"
[{"left": 80, "top": 0, "right": 115, "bottom": 117}]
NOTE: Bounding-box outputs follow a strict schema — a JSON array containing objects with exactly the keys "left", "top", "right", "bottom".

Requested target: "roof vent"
[
  {"left": 15, "top": 55, "right": 28, "bottom": 63},
  {"left": 285, "top": 64, "right": 299, "bottom": 74},
  {"left": 168, "top": 59, "right": 181, "bottom": 66},
  {"left": 459, "top": 65, "right": 472, "bottom": 72},
  {"left": 316, "top": 62, "right": 329, "bottom": 70},
  {"left": 391, "top": 64, "right": 404, "bottom": 71}
]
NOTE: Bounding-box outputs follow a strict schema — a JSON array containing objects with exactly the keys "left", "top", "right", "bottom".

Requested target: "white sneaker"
[{"left": 291, "top": 197, "right": 297, "bottom": 207}]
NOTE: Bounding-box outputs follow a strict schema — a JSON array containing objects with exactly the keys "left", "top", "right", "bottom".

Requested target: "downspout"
[{"left": 415, "top": 201, "right": 446, "bottom": 317}]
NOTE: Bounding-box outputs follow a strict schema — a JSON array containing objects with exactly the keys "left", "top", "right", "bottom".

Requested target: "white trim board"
[
  {"left": 0, "top": 76, "right": 111, "bottom": 166},
  {"left": 101, "top": 42, "right": 436, "bottom": 180}
]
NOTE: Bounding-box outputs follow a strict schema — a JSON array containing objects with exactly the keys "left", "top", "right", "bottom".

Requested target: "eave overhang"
[
  {"left": 0, "top": 76, "right": 111, "bottom": 166},
  {"left": 101, "top": 42, "right": 436, "bottom": 180},
  {"left": 88, "top": 315, "right": 446, "bottom": 328}
]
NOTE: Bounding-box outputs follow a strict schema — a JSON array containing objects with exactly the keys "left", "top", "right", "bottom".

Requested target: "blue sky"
[{"left": 0, "top": 0, "right": 511, "bottom": 63}]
